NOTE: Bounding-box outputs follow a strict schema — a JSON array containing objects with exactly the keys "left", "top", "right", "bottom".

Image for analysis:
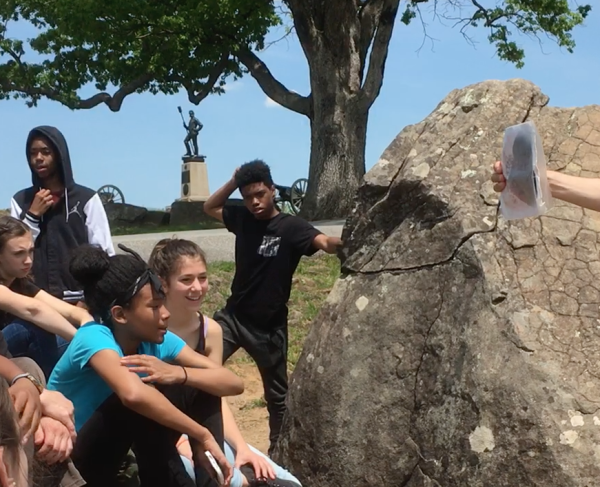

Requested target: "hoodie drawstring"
[{"left": 64, "top": 188, "right": 69, "bottom": 222}]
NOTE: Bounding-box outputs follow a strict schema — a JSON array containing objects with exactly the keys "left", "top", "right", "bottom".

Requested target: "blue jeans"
[
  {"left": 2, "top": 319, "right": 69, "bottom": 379},
  {"left": 181, "top": 441, "right": 301, "bottom": 487}
]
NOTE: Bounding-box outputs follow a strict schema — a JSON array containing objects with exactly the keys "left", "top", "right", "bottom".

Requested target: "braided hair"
[{"left": 69, "top": 244, "right": 163, "bottom": 322}]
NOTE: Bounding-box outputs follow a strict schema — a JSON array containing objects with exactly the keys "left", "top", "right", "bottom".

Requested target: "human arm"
[
  {"left": 203, "top": 168, "right": 239, "bottom": 222},
  {"left": 35, "top": 290, "right": 93, "bottom": 327},
  {"left": 0, "top": 286, "right": 77, "bottom": 341},
  {"left": 0, "top": 356, "right": 25, "bottom": 383},
  {"left": 84, "top": 193, "right": 115, "bottom": 256},
  {"left": 287, "top": 217, "right": 342, "bottom": 256},
  {"left": 90, "top": 349, "right": 232, "bottom": 483},
  {"left": 204, "top": 319, "right": 276, "bottom": 479},
  {"left": 491, "top": 161, "right": 600, "bottom": 212},
  {"left": 312, "top": 234, "right": 343, "bottom": 254},
  {"left": 10, "top": 196, "right": 41, "bottom": 241},
  {"left": 546, "top": 171, "right": 600, "bottom": 211},
  {"left": 204, "top": 322, "right": 247, "bottom": 451},
  {"left": 203, "top": 321, "right": 250, "bottom": 450},
  {"left": 0, "top": 356, "right": 42, "bottom": 443},
  {"left": 121, "top": 345, "right": 244, "bottom": 397},
  {"left": 175, "top": 345, "right": 244, "bottom": 396}
]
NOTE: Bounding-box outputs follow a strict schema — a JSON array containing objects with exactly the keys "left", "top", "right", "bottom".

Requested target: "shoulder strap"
[{"left": 196, "top": 313, "right": 207, "bottom": 355}]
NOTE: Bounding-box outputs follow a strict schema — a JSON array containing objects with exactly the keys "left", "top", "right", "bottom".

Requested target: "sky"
[{"left": 0, "top": 4, "right": 598, "bottom": 210}]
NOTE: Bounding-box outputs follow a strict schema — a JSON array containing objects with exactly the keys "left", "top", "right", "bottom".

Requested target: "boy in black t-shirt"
[{"left": 204, "top": 160, "right": 342, "bottom": 456}]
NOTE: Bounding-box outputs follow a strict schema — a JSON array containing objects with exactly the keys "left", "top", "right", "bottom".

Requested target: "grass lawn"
[
  {"left": 110, "top": 221, "right": 224, "bottom": 236},
  {"left": 203, "top": 253, "right": 340, "bottom": 370}
]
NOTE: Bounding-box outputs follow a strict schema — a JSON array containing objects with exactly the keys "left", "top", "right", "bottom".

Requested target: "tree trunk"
[
  {"left": 301, "top": 90, "right": 368, "bottom": 221},
  {"left": 295, "top": 3, "right": 369, "bottom": 222},
  {"left": 242, "top": 0, "right": 399, "bottom": 221}
]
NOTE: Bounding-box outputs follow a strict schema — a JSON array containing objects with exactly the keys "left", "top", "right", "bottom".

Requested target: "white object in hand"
[{"left": 205, "top": 451, "right": 225, "bottom": 485}]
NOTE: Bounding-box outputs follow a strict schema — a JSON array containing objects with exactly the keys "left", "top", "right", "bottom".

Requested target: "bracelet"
[
  {"left": 11, "top": 373, "right": 44, "bottom": 394},
  {"left": 11, "top": 373, "right": 29, "bottom": 386},
  {"left": 181, "top": 366, "right": 188, "bottom": 385}
]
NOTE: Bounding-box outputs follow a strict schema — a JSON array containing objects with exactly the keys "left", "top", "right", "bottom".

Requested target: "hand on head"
[{"left": 231, "top": 167, "right": 240, "bottom": 183}]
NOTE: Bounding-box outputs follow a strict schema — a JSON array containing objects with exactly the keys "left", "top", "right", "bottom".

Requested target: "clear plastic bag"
[{"left": 499, "top": 120, "right": 553, "bottom": 220}]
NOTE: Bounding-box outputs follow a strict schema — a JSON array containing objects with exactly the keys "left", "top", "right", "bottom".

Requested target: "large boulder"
[
  {"left": 275, "top": 79, "right": 600, "bottom": 486},
  {"left": 104, "top": 202, "right": 148, "bottom": 225}
]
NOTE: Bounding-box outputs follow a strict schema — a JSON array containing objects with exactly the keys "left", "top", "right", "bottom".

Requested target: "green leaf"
[
  {"left": 0, "top": 0, "right": 591, "bottom": 109},
  {"left": 0, "top": 0, "right": 280, "bottom": 108}
]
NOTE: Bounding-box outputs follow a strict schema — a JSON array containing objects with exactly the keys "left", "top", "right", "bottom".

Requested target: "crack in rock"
[{"left": 276, "top": 79, "right": 600, "bottom": 487}]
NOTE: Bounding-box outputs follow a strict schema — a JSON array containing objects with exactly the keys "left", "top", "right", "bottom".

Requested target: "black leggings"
[{"left": 71, "top": 384, "right": 223, "bottom": 487}]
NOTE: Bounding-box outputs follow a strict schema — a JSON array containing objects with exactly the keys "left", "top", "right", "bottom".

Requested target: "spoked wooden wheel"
[
  {"left": 97, "top": 184, "right": 125, "bottom": 205},
  {"left": 290, "top": 178, "right": 308, "bottom": 214}
]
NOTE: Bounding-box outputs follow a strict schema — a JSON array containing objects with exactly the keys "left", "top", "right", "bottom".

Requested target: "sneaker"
[{"left": 240, "top": 465, "right": 301, "bottom": 487}]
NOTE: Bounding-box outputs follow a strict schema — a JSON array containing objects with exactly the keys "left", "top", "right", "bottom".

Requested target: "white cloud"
[
  {"left": 265, "top": 89, "right": 300, "bottom": 108},
  {"left": 224, "top": 81, "right": 243, "bottom": 92},
  {"left": 265, "top": 96, "right": 281, "bottom": 108}
]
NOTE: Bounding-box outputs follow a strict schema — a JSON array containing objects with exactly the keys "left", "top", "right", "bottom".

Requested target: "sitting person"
[
  {"left": 47, "top": 243, "right": 244, "bottom": 486},
  {"left": 0, "top": 216, "right": 91, "bottom": 378},
  {"left": 0, "top": 350, "right": 84, "bottom": 486},
  {"left": 149, "top": 238, "right": 302, "bottom": 487},
  {"left": 0, "top": 375, "right": 27, "bottom": 487}
]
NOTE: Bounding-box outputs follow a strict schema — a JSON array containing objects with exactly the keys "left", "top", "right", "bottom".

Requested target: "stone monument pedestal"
[{"left": 178, "top": 155, "right": 210, "bottom": 202}]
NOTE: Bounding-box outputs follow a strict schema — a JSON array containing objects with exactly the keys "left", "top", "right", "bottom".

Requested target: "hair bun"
[{"left": 69, "top": 245, "right": 111, "bottom": 288}]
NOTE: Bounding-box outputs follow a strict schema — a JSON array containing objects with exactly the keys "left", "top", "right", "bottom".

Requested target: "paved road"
[{"left": 113, "top": 219, "right": 346, "bottom": 262}]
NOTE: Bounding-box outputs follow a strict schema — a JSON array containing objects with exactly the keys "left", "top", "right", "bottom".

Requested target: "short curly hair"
[{"left": 235, "top": 159, "right": 274, "bottom": 189}]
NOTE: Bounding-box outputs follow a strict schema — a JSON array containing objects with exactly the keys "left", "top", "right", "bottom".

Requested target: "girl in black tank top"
[
  {"left": 196, "top": 314, "right": 207, "bottom": 356},
  {"left": 149, "top": 237, "right": 302, "bottom": 487}
]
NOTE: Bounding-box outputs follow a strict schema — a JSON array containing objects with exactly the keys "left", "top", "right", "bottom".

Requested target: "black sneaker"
[{"left": 240, "top": 465, "right": 301, "bottom": 487}]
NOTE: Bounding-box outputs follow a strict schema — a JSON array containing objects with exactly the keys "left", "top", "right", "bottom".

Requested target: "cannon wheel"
[
  {"left": 290, "top": 178, "right": 308, "bottom": 215},
  {"left": 97, "top": 184, "right": 125, "bottom": 205}
]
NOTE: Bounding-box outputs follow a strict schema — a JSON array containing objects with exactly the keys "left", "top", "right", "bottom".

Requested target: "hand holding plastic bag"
[{"left": 499, "top": 121, "right": 553, "bottom": 220}]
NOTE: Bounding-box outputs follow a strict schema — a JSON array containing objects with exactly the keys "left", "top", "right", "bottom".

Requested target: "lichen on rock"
[{"left": 275, "top": 79, "right": 600, "bottom": 486}]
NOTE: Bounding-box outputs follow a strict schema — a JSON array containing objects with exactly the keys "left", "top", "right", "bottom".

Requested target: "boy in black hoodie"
[{"left": 7, "top": 126, "right": 114, "bottom": 371}]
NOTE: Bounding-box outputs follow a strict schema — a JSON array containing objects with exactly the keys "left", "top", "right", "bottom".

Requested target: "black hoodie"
[{"left": 10, "top": 126, "right": 115, "bottom": 301}]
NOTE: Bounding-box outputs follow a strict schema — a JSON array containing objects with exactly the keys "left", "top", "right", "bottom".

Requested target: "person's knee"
[
  {"left": 2, "top": 321, "right": 30, "bottom": 344},
  {"left": 10, "top": 357, "right": 47, "bottom": 387},
  {"left": 192, "top": 387, "right": 222, "bottom": 411}
]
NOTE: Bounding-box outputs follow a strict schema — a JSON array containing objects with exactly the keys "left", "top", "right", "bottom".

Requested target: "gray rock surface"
[
  {"left": 104, "top": 202, "right": 148, "bottom": 224},
  {"left": 275, "top": 79, "right": 600, "bottom": 486}
]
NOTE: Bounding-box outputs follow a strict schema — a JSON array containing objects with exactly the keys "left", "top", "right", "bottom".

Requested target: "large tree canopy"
[
  {"left": 0, "top": 0, "right": 592, "bottom": 219},
  {"left": 0, "top": 0, "right": 279, "bottom": 109}
]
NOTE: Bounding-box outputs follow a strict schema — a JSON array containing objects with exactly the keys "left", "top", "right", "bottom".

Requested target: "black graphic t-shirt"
[
  {"left": 0, "top": 278, "right": 41, "bottom": 357},
  {"left": 223, "top": 206, "right": 322, "bottom": 328}
]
